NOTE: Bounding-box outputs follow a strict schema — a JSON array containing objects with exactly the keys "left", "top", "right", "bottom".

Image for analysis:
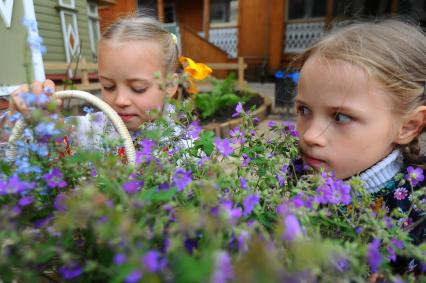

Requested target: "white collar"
[{"left": 358, "top": 149, "right": 403, "bottom": 194}]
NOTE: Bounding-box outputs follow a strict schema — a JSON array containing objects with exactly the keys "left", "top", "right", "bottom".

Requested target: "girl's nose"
[
  {"left": 301, "top": 121, "right": 327, "bottom": 147},
  {"left": 114, "top": 89, "right": 131, "bottom": 107}
]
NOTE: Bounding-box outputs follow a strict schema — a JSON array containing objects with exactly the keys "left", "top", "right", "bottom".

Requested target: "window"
[
  {"left": 164, "top": 3, "right": 175, "bottom": 23},
  {"left": 210, "top": 0, "right": 238, "bottom": 23},
  {"left": 87, "top": 1, "right": 100, "bottom": 60},
  {"left": 288, "top": 0, "right": 326, "bottom": 20}
]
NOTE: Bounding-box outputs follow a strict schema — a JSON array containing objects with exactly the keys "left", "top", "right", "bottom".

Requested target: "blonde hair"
[
  {"left": 101, "top": 14, "right": 179, "bottom": 75},
  {"left": 297, "top": 19, "right": 426, "bottom": 166}
]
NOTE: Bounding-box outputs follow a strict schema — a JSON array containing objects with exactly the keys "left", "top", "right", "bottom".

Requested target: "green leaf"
[{"left": 194, "top": 131, "right": 215, "bottom": 156}]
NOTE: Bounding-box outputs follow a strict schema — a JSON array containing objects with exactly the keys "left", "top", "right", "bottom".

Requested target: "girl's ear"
[
  {"left": 394, "top": 105, "right": 426, "bottom": 144},
  {"left": 165, "top": 73, "right": 179, "bottom": 98}
]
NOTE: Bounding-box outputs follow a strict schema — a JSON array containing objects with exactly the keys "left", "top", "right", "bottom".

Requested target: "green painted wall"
[
  {"left": 0, "top": 0, "right": 31, "bottom": 86},
  {"left": 35, "top": 0, "right": 96, "bottom": 66}
]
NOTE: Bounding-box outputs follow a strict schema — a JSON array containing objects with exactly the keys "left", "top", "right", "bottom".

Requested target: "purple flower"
[
  {"left": 54, "top": 193, "right": 67, "bottom": 212},
  {"left": 232, "top": 102, "right": 244, "bottom": 117},
  {"left": 243, "top": 194, "right": 260, "bottom": 217},
  {"left": 173, "top": 168, "right": 192, "bottom": 191},
  {"left": 211, "top": 251, "right": 234, "bottom": 283},
  {"left": 59, "top": 262, "right": 83, "bottom": 280},
  {"left": 290, "top": 193, "right": 305, "bottom": 208},
  {"left": 237, "top": 230, "right": 250, "bottom": 252},
  {"left": 123, "top": 180, "right": 143, "bottom": 194},
  {"left": 113, "top": 253, "right": 127, "bottom": 265},
  {"left": 241, "top": 154, "right": 251, "bottom": 167},
  {"left": 42, "top": 168, "right": 67, "bottom": 189},
  {"left": 282, "top": 214, "right": 303, "bottom": 241},
  {"left": 229, "top": 127, "right": 245, "bottom": 145},
  {"left": 0, "top": 175, "right": 34, "bottom": 195},
  {"left": 405, "top": 166, "right": 424, "bottom": 186},
  {"left": 139, "top": 139, "right": 156, "bottom": 160},
  {"left": 18, "top": 196, "right": 33, "bottom": 207},
  {"left": 221, "top": 200, "right": 242, "bottom": 225},
  {"left": 185, "top": 121, "right": 202, "bottom": 140},
  {"left": 142, "top": 250, "right": 166, "bottom": 272},
  {"left": 367, "top": 239, "right": 381, "bottom": 273},
  {"left": 267, "top": 121, "right": 276, "bottom": 128},
  {"left": 214, "top": 137, "right": 234, "bottom": 157},
  {"left": 125, "top": 270, "right": 142, "bottom": 283},
  {"left": 394, "top": 187, "right": 409, "bottom": 201},
  {"left": 239, "top": 177, "right": 248, "bottom": 190},
  {"left": 315, "top": 176, "right": 351, "bottom": 205}
]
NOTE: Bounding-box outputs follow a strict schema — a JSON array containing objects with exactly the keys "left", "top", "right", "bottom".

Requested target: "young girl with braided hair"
[{"left": 295, "top": 19, "right": 426, "bottom": 273}]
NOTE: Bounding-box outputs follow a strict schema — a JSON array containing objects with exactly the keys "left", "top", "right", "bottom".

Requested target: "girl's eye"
[
  {"left": 296, "top": 105, "right": 311, "bottom": 117},
  {"left": 334, "top": 113, "right": 352, "bottom": 124},
  {"left": 132, "top": 87, "right": 147, "bottom": 94},
  {"left": 102, "top": 85, "right": 115, "bottom": 92}
]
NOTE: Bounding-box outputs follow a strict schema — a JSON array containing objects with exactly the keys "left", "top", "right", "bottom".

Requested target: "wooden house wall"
[
  {"left": 99, "top": 0, "right": 137, "bottom": 32},
  {"left": 237, "top": 0, "right": 270, "bottom": 64},
  {"left": 35, "top": 0, "right": 96, "bottom": 65},
  {"left": 173, "top": 0, "right": 203, "bottom": 32}
]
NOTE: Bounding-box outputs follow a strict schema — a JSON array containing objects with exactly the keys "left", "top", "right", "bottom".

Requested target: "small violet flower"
[
  {"left": 405, "top": 166, "right": 424, "bottom": 186},
  {"left": 211, "top": 251, "right": 234, "bottom": 283},
  {"left": 173, "top": 168, "right": 192, "bottom": 191},
  {"left": 59, "top": 262, "right": 83, "bottom": 280},
  {"left": 282, "top": 214, "right": 303, "bottom": 241},
  {"left": 42, "top": 168, "right": 67, "bottom": 189},
  {"left": 125, "top": 270, "right": 142, "bottom": 283},
  {"left": 394, "top": 187, "right": 409, "bottom": 201},
  {"left": 367, "top": 239, "right": 381, "bottom": 273},
  {"left": 232, "top": 102, "right": 245, "bottom": 117},
  {"left": 243, "top": 194, "right": 259, "bottom": 217},
  {"left": 214, "top": 137, "right": 233, "bottom": 157}
]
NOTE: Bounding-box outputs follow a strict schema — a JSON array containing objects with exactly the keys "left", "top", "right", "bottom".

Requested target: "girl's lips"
[
  {"left": 303, "top": 154, "right": 325, "bottom": 167},
  {"left": 118, "top": 113, "right": 137, "bottom": 122}
]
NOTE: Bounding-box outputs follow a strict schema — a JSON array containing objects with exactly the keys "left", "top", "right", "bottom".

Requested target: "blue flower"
[
  {"left": 83, "top": 106, "right": 94, "bottom": 114},
  {"left": 59, "top": 262, "right": 83, "bottom": 280}
]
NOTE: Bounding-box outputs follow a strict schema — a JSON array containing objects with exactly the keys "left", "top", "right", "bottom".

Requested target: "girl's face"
[
  {"left": 98, "top": 40, "right": 171, "bottom": 131},
  {"left": 295, "top": 56, "right": 402, "bottom": 179}
]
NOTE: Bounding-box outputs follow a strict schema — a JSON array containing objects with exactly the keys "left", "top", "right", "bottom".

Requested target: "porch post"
[
  {"left": 268, "top": 0, "right": 285, "bottom": 72},
  {"left": 391, "top": 0, "right": 398, "bottom": 15},
  {"left": 157, "top": 0, "right": 164, "bottom": 22},
  {"left": 325, "top": 0, "right": 334, "bottom": 31},
  {"left": 203, "top": 0, "right": 210, "bottom": 40}
]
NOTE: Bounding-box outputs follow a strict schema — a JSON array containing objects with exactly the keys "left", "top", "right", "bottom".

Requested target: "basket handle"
[{"left": 7, "top": 90, "right": 136, "bottom": 165}]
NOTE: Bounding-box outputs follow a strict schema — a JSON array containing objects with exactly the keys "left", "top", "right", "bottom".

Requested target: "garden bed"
[{"left": 201, "top": 91, "right": 271, "bottom": 137}]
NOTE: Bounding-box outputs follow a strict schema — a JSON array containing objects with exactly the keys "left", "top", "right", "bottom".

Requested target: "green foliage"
[{"left": 194, "top": 73, "right": 250, "bottom": 119}]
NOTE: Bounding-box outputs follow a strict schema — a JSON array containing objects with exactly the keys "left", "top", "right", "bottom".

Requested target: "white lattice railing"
[
  {"left": 284, "top": 21, "right": 325, "bottom": 53},
  {"left": 199, "top": 24, "right": 238, "bottom": 58}
]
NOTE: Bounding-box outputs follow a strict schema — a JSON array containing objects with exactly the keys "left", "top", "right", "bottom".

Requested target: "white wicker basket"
[{"left": 7, "top": 90, "right": 136, "bottom": 165}]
